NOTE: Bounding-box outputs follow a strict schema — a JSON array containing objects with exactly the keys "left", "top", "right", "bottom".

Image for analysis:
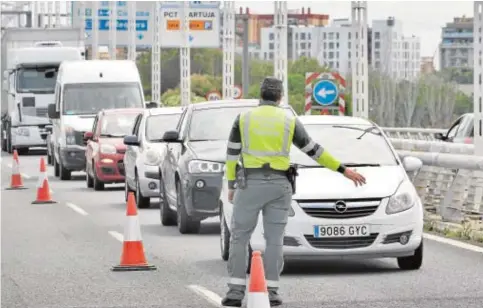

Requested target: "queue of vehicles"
[{"left": 2, "top": 37, "right": 425, "bottom": 270}]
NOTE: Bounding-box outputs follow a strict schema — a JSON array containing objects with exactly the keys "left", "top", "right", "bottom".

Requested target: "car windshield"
[
  {"left": 100, "top": 113, "right": 140, "bottom": 137},
  {"left": 146, "top": 113, "right": 182, "bottom": 141},
  {"left": 188, "top": 105, "right": 295, "bottom": 141},
  {"left": 63, "top": 82, "right": 143, "bottom": 115},
  {"left": 290, "top": 124, "right": 398, "bottom": 166},
  {"left": 16, "top": 65, "right": 58, "bottom": 94}
]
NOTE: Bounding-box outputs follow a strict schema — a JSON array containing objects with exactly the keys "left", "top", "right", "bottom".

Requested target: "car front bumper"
[
  {"left": 138, "top": 164, "right": 160, "bottom": 198},
  {"left": 182, "top": 173, "right": 223, "bottom": 219},
  {"left": 95, "top": 153, "right": 125, "bottom": 183},
  {"left": 60, "top": 146, "right": 86, "bottom": 171},
  {"left": 249, "top": 198, "right": 424, "bottom": 260}
]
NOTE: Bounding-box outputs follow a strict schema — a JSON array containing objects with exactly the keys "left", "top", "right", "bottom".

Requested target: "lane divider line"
[
  {"left": 423, "top": 232, "right": 483, "bottom": 253},
  {"left": 108, "top": 231, "right": 124, "bottom": 242},
  {"left": 65, "top": 202, "right": 88, "bottom": 216},
  {"left": 188, "top": 285, "right": 222, "bottom": 307}
]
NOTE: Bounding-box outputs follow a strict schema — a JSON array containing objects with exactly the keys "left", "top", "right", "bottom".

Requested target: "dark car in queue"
[
  {"left": 84, "top": 108, "right": 143, "bottom": 190},
  {"left": 435, "top": 112, "right": 474, "bottom": 144},
  {"left": 158, "top": 99, "right": 297, "bottom": 234}
]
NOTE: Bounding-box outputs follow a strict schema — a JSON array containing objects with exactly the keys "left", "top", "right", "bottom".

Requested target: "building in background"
[
  {"left": 421, "top": 56, "right": 436, "bottom": 74},
  {"left": 259, "top": 25, "right": 317, "bottom": 61},
  {"left": 439, "top": 16, "right": 473, "bottom": 71},
  {"left": 371, "top": 17, "right": 421, "bottom": 80}
]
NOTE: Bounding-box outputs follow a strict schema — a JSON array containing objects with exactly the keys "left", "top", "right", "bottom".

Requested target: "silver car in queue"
[{"left": 122, "top": 107, "right": 184, "bottom": 208}]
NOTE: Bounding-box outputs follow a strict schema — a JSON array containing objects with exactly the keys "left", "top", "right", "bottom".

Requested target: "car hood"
[
  {"left": 293, "top": 166, "right": 405, "bottom": 200},
  {"left": 187, "top": 140, "right": 227, "bottom": 162},
  {"left": 98, "top": 137, "right": 126, "bottom": 151}
]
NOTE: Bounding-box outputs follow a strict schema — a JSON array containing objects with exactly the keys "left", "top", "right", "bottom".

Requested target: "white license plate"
[{"left": 313, "top": 225, "right": 370, "bottom": 238}]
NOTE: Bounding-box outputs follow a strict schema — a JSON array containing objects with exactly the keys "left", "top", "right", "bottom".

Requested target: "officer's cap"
[{"left": 260, "top": 77, "right": 283, "bottom": 93}]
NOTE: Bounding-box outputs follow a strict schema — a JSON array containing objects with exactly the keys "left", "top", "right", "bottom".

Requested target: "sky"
[{"left": 235, "top": 0, "right": 475, "bottom": 68}]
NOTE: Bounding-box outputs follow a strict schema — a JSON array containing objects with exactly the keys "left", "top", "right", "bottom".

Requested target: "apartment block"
[{"left": 439, "top": 16, "right": 473, "bottom": 70}]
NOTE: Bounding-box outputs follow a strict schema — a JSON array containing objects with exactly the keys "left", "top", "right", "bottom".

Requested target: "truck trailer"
[{"left": 1, "top": 28, "right": 85, "bottom": 154}]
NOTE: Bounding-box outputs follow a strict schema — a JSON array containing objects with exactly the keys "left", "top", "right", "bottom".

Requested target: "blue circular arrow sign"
[{"left": 312, "top": 79, "right": 339, "bottom": 106}]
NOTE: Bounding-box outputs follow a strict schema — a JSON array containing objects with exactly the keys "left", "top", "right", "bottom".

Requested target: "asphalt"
[{"left": 1, "top": 149, "right": 483, "bottom": 308}]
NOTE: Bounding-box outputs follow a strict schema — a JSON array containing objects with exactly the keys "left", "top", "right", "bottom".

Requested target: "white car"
[
  {"left": 220, "top": 115, "right": 424, "bottom": 271},
  {"left": 123, "top": 107, "right": 183, "bottom": 208}
]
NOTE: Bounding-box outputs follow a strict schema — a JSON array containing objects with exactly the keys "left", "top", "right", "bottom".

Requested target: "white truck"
[{"left": 1, "top": 28, "right": 85, "bottom": 154}]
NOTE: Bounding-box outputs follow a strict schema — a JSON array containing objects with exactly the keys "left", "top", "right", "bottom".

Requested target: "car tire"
[
  {"left": 93, "top": 163, "right": 104, "bottom": 191},
  {"left": 397, "top": 241, "right": 423, "bottom": 270},
  {"left": 220, "top": 204, "right": 230, "bottom": 261},
  {"left": 47, "top": 151, "right": 53, "bottom": 165},
  {"left": 176, "top": 180, "right": 201, "bottom": 234},
  {"left": 160, "top": 175, "right": 176, "bottom": 226},
  {"left": 86, "top": 163, "right": 94, "bottom": 188},
  {"left": 135, "top": 174, "right": 150, "bottom": 209},
  {"left": 54, "top": 156, "right": 60, "bottom": 177},
  {"left": 59, "top": 159, "right": 71, "bottom": 181}
]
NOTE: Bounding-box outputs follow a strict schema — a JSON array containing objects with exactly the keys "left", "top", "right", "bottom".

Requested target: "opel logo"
[{"left": 334, "top": 201, "right": 347, "bottom": 213}]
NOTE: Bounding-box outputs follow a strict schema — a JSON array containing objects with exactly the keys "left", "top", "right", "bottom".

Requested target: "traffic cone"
[
  {"left": 6, "top": 150, "right": 27, "bottom": 190},
  {"left": 112, "top": 192, "right": 156, "bottom": 272},
  {"left": 247, "top": 251, "right": 270, "bottom": 308},
  {"left": 32, "top": 157, "right": 56, "bottom": 204}
]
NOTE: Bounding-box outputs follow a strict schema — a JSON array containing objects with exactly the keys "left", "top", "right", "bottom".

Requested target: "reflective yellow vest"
[{"left": 239, "top": 105, "right": 296, "bottom": 171}]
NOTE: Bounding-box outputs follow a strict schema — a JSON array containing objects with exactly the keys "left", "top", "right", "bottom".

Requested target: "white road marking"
[
  {"left": 108, "top": 231, "right": 124, "bottom": 242},
  {"left": 188, "top": 285, "right": 222, "bottom": 307},
  {"left": 423, "top": 232, "right": 483, "bottom": 253},
  {"left": 65, "top": 202, "right": 88, "bottom": 216}
]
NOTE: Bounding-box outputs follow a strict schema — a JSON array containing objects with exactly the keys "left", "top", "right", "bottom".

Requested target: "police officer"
[{"left": 221, "top": 77, "right": 367, "bottom": 307}]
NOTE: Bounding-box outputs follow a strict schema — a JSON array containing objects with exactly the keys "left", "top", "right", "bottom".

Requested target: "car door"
[
  {"left": 165, "top": 109, "right": 189, "bottom": 200},
  {"left": 85, "top": 114, "right": 99, "bottom": 174},
  {"left": 134, "top": 116, "right": 147, "bottom": 178},
  {"left": 125, "top": 114, "right": 142, "bottom": 188},
  {"left": 442, "top": 116, "right": 464, "bottom": 143}
]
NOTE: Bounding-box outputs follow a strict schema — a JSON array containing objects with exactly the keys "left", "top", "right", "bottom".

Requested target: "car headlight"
[
  {"left": 188, "top": 160, "right": 224, "bottom": 173},
  {"left": 100, "top": 144, "right": 117, "bottom": 154},
  {"left": 63, "top": 126, "right": 77, "bottom": 145},
  {"left": 386, "top": 180, "right": 417, "bottom": 215},
  {"left": 144, "top": 149, "right": 162, "bottom": 166},
  {"left": 14, "top": 127, "right": 30, "bottom": 137}
]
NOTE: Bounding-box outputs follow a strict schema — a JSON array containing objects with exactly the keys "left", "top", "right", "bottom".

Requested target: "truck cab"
[
  {"left": 1, "top": 43, "right": 85, "bottom": 154},
  {"left": 47, "top": 60, "right": 147, "bottom": 180}
]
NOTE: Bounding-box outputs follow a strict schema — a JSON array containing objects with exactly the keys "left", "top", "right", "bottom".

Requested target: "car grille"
[
  {"left": 74, "top": 130, "right": 85, "bottom": 146},
  {"left": 36, "top": 107, "right": 48, "bottom": 117},
  {"left": 298, "top": 198, "right": 381, "bottom": 219},
  {"left": 304, "top": 233, "right": 379, "bottom": 249},
  {"left": 117, "top": 160, "right": 125, "bottom": 176}
]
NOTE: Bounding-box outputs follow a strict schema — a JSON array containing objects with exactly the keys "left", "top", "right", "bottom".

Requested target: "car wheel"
[
  {"left": 47, "top": 151, "right": 53, "bottom": 165},
  {"left": 93, "top": 165, "right": 104, "bottom": 191},
  {"left": 220, "top": 204, "right": 231, "bottom": 261},
  {"left": 160, "top": 175, "right": 176, "bottom": 226},
  {"left": 59, "top": 159, "right": 71, "bottom": 181},
  {"left": 176, "top": 180, "right": 201, "bottom": 234},
  {"left": 135, "top": 174, "right": 150, "bottom": 209},
  {"left": 397, "top": 241, "right": 423, "bottom": 270},
  {"left": 86, "top": 163, "right": 94, "bottom": 188},
  {"left": 54, "top": 156, "right": 60, "bottom": 177}
]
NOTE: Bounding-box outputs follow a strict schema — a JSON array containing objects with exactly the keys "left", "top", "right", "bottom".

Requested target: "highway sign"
[
  {"left": 312, "top": 79, "right": 338, "bottom": 106},
  {"left": 206, "top": 91, "right": 221, "bottom": 101},
  {"left": 71, "top": 1, "right": 220, "bottom": 48},
  {"left": 233, "top": 85, "right": 242, "bottom": 99}
]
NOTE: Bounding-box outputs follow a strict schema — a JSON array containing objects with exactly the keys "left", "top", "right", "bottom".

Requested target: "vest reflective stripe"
[{"left": 241, "top": 110, "right": 293, "bottom": 157}]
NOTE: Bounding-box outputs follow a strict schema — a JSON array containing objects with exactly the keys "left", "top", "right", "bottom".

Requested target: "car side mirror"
[
  {"left": 434, "top": 132, "right": 447, "bottom": 141},
  {"left": 402, "top": 156, "right": 422, "bottom": 173},
  {"left": 83, "top": 131, "right": 94, "bottom": 144},
  {"left": 48, "top": 103, "right": 60, "bottom": 119},
  {"left": 162, "top": 130, "right": 181, "bottom": 143},
  {"left": 123, "top": 135, "right": 140, "bottom": 146}
]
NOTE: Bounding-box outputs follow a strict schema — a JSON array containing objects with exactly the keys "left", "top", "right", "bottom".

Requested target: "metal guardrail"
[
  {"left": 391, "top": 139, "right": 474, "bottom": 155},
  {"left": 382, "top": 127, "right": 446, "bottom": 141}
]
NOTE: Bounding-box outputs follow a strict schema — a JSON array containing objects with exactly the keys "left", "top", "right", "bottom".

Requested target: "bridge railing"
[{"left": 382, "top": 127, "right": 446, "bottom": 141}]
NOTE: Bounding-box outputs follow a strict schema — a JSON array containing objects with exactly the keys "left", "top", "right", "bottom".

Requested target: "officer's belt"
[{"left": 244, "top": 168, "right": 287, "bottom": 177}]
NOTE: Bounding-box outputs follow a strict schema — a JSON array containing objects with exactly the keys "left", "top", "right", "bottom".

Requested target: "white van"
[{"left": 47, "top": 60, "right": 146, "bottom": 180}]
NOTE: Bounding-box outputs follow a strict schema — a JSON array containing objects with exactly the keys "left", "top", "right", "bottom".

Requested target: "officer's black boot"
[
  {"left": 221, "top": 296, "right": 242, "bottom": 307},
  {"left": 269, "top": 290, "right": 283, "bottom": 307}
]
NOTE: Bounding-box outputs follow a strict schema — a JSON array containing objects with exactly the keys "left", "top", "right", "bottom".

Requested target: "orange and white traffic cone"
[
  {"left": 112, "top": 192, "right": 156, "bottom": 272},
  {"left": 32, "top": 157, "right": 56, "bottom": 204},
  {"left": 247, "top": 250, "right": 270, "bottom": 308},
  {"left": 5, "top": 149, "right": 27, "bottom": 190}
]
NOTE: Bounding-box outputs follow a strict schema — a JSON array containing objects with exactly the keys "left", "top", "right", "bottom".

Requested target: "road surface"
[{"left": 2, "top": 150, "right": 483, "bottom": 308}]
